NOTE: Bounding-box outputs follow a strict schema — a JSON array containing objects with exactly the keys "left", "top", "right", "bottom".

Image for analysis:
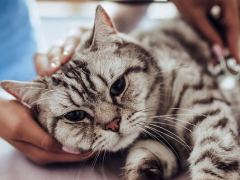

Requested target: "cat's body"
[{"left": 2, "top": 6, "right": 240, "bottom": 180}]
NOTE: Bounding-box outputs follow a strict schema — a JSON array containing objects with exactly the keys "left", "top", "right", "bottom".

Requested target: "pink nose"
[{"left": 105, "top": 118, "right": 121, "bottom": 132}]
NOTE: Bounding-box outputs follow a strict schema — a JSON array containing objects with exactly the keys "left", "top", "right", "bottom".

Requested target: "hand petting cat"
[
  {"left": 34, "top": 27, "right": 88, "bottom": 76},
  {"left": 172, "top": 0, "right": 240, "bottom": 63}
]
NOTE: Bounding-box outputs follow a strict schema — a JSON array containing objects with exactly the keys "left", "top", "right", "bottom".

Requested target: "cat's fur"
[{"left": 1, "top": 5, "right": 240, "bottom": 180}]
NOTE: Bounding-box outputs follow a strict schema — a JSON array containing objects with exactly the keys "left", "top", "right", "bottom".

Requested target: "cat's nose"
[{"left": 105, "top": 118, "right": 121, "bottom": 132}]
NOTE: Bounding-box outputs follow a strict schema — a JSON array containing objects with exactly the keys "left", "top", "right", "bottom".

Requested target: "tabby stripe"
[
  {"left": 97, "top": 74, "right": 108, "bottom": 86},
  {"left": 51, "top": 77, "right": 62, "bottom": 86},
  {"left": 192, "top": 71, "right": 204, "bottom": 90},
  {"left": 81, "top": 66, "right": 97, "bottom": 91},
  {"left": 199, "top": 135, "right": 233, "bottom": 152},
  {"left": 207, "top": 80, "right": 219, "bottom": 89},
  {"left": 200, "top": 136, "right": 219, "bottom": 146},
  {"left": 124, "top": 66, "right": 147, "bottom": 75},
  {"left": 193, "top": 97, "right": 214, "bottom": 105},
  {"left": 184, "top": 109, "right": 220, "bottom": 145},
  {"left": 67, "top": 92, "right": 80, "bottom": 107},
  {"left": 202, "top": 168, "right": 224, "bottom": 179},
  {"left": 172, "top": 73, "right": 204, "bottom": 116},
  {"left": 212, "top": 117, "right": 228, "bottom": 129},
  {"left": 194, "top": 149, "right": 239, "bottom": 172},
  {"left": 34, "top": 78, "right": 48, "bottom": 88},
  {"left": 191, "top": 109, "right": 220, "bottom": 127},
  {"left": 50, "top": 117, "right": 61, "bottom": 137},
  {"left": 193, "top": 97, "right": 231, "bottom": 105},
  {"left": 170, "top": 70, "right": 177, "bottom": 88},
  {"left": 70, "top": 85, "right": 84, "bottom": 101},
  {"left": 146, "top": 74, "right": 163, "bottom": 100},
  {"left": 172, "top": 84, "right": 190, "bottom": 116},
  {"left": 109, "top": 68, "right": 114, "bottom": 79},
  {"left": 71, "top": 66, "right": 96, "bottom": 99},
  {"left": 59, "top": 103, "right": 68, "bottom": 108},
  {"left": 51, "top": 76, "right": 69, "bottom": 88},
  {"left": 73, "top": 127, "right": 86, "bottom": 138},
  {"left": 77, "top": 132, "right": 87, "bottom": 144},
  {"left": 71, "top": 60, "right": 87, "bottom": 67}
]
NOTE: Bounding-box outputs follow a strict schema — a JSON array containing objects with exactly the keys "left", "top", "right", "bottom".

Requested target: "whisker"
[
  {"left": 146, "top": 125, "right": 191, "bottom": 152},
  {"left": 159, "top": 64, "right": 188, "bottom": 73},
  {"left": 150, "top": 121, "right": 193, "bottom": 136},
  {"left": 137, "top": 125, "right": 182, "bottom": 164},
  {"left": 170, "top": 108, "right": 206, "bottom": 117},
  {"left": 92, "top": 151, "right": 101, "bottom": 172},
  {"left": 101, "top": 149, "right": 108, "bottom": 180},
  {"left": 150, "top": 116, "right": 198, "bottom": 127},
  {"left": 4, "top": 87, "right": 50, "bottom": 91},
  {"left": 149, "top": 124, "right": 192, "bottom": 151}
]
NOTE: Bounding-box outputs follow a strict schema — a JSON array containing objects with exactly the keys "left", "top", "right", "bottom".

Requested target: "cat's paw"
[{"left": 124, "top": 159, "right": 164, "bottom": 180}]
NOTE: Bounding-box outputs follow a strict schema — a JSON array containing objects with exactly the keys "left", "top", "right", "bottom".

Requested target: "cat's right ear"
[
  {"left": 90, "top": 5, "right": 123, "bottom": 49},
  {"left": 0, "top": 81, "right": 45, "bottom": 107}
]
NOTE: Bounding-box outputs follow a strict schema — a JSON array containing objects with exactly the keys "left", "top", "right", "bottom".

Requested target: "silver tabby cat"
[{"left": 1, "top": 5, "right": 240, "bottom": 180}]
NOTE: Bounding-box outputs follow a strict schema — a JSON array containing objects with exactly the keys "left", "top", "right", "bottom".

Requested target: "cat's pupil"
[
  {"left": 110, "top": 77, "right": 125, "bottom": 96},
  {"left": 65, "top": 110, "right": 86, "bottom": 121}
]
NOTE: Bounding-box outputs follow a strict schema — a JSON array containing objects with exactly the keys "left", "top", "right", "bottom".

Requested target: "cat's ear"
[
  {"left": 90, "top": 5, "right": 123, "bottom": 49},
  {"left": 0, "top": 81, "right": 45, "bottom": 106}
]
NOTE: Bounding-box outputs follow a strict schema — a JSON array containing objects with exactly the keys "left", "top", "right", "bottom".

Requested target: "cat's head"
[{"left": 1, "top": 6, "right": 162, "bottom": 153}]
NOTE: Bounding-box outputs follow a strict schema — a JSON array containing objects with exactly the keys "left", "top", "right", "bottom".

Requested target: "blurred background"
[
  {"left": 0, "top": 0, "right": 178, "bottom": 81},
  {"left": 36, "top": 0, "right": 178, "bottom": 51}
]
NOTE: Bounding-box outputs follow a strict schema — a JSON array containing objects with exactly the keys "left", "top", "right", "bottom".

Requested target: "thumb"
[{"left": 16, "top": 112, "right": 63, "bottom": 152}]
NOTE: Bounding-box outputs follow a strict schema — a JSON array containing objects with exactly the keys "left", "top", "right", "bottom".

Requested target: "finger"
[
  {"left": 47, "top": 46, "right": 63, "bottom": 75},
  {"left": 61, "top": 36, "right": 80, "bottom": 64},
  {"left": 34, "top": 53, "right": 49, "bottom": 76},
  {"left": 12, "top": 140, "right": 97, "bottom": 165},
  {"left": 189, "top": 10, "right": 224, "bottom": 48},
  {"left": 12, "top": 111, "right": 62, "bottom": 152},
  {"left": 224, "top": 3, "right": 240, "bottom": 62}
]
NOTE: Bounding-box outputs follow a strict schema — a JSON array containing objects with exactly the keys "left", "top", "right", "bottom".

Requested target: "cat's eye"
[
  {"left": 65, "top": 110, "right": 86, "bottom": 121},
  {"left": 110, "top": 76, "right": 126, "bottom": 96}
]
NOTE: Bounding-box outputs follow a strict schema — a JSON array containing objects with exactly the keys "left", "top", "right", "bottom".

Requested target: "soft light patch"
[{"left": 220, "top": 76, "right": 236, "bottom": 90}]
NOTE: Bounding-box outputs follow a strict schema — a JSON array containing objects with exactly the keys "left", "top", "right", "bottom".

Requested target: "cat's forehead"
[{"left": 70, "top": 46, "right": 144, "bottom": 79}]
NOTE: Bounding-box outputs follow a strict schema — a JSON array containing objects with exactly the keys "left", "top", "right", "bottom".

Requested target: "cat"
[{"left": 1, "top": 5, "right": 240, "bottom": 180}]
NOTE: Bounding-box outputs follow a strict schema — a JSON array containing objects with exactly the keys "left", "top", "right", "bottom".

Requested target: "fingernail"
[
  {"left": 50, "top": 57, "right": 60, "bottom": 69},
  {"left": 63, "top": 45, "right": 74, "bottom": 55},
  {"left": 63, "top": 50, "right": 69, "bottom": 56},
  {"left": 62, "top": 146, "right": 81, "bottom": 154},
  {"left": 212, "top": 44, "right": 223, "bottom": 59}
]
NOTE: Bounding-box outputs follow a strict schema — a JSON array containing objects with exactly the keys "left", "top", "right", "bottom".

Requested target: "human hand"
[
  {"left": 0, "top": 96, "right": 96, "bottom": 165},
  {"left": 34, "top": 27, "right": 88, "bottom": 76},
  {"left": 172, "top": 0, "right": 240, "bottom": 62}
]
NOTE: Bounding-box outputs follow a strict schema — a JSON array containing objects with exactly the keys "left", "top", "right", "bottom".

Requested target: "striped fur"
[{"left": 1, "top": 6, "right": 240, "bottom": 180}]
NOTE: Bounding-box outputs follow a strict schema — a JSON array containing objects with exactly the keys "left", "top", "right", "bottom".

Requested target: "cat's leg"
[
  {"left": 123, "top": 139, "right": 178, "bottom": 180},
  {"left": 187, "top": 102, "right": 240, "bottom": 180}
]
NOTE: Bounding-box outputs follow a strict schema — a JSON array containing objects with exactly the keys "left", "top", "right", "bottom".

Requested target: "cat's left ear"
[
  {"left": 0, "top": 81, "right": 45, "bottom": 107},
  {"left": 91, "top": 5, "right": 123, "bottom": 49}
]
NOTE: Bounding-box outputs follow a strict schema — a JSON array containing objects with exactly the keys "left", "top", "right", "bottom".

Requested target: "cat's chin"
[{"left": 110, "top": 131, "right": 140, "bottom": 152}]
